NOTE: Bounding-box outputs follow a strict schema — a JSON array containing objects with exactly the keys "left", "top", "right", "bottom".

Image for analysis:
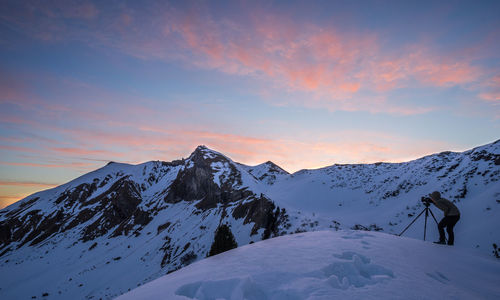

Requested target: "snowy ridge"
[
  {"left": 240, "top": 161, "right": 289, "bottom": 185},
  {"left": 0, "top": 140, "right": 499, "bottom": 299}
]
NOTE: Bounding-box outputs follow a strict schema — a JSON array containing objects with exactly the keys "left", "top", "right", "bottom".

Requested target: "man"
[{"left": 429, "top": 191, "right": 460, "bottom": 245}]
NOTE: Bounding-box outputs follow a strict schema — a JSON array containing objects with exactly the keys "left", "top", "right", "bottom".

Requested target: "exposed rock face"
[
  {"left": 0, "top": 176, "right": 150, "bottom": 252},
  {"left": 165, "top": 146, "right": 253, "bottom": 209},
  {"left": 82, "top": 178, "right": 148, "bottom": 241},
  {"left": 164, "top": 150, "right": 217, "bottom": 204},
  {"left": 55, "top": 182, "right": 97, "bottom": 206},
  {"left": 232, "top": 195, "right": 283, "bottom": 238}
]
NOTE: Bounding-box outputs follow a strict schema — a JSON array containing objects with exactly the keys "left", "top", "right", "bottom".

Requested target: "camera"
[{"left": 421, "top": 196, "right": 432, "bottom": 207}]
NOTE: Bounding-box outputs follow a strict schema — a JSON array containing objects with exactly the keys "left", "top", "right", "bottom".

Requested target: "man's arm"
[{"left": 431, "top": 198, "right": 449, "bottom": 213}]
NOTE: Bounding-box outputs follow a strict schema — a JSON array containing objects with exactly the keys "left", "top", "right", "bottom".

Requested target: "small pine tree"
[{"left": 208, "top": 224, "right": 238, "bottom": 257}]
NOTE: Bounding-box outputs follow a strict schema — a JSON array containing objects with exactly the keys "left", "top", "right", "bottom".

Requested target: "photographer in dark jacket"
[{"left": 429, "top": 191, "right": 460, "bottom": 245}]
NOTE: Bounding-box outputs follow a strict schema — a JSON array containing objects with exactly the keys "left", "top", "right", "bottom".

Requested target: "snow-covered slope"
[
  {"left": 117, "top": 230, "right": 500, "bottom": 300},
  {"left": 265, "top": 140, "right": 500, "bottom": 251},
  {"left": 0, "top": 141, "right": 499, "bottom": 299}
]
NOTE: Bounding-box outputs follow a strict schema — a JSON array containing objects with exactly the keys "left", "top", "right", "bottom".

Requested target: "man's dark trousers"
[{"left": 438, "top": 215, "right": 460, "bottom": 245}]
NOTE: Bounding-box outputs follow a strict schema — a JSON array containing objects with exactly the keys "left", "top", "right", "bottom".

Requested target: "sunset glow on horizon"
[{"left": 1, "top": 0, "right": 499, "bottom": 208}]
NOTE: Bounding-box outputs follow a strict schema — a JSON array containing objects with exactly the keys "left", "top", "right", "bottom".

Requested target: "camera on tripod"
[
  {"left": 421, "top": 196, "right": 432, "bottom": 207},
  {"left": 399, "top": 195, "right": 442, "bottom": 242}
]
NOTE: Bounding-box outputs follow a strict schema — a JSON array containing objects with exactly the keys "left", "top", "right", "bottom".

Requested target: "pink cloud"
[
  {"left": 479, "top": 92, "right": 500, "bottom": 102},
  {"left": 0, "top": 68, "right": 465, "bottom": 174},
  {"left": 156, "top": 11, "right": 486, "bottom": 114},
  {"left": 478, "top": 75, "right": 500, "bottom": 103},
  {"left": 50, "top": 147, "right": 125, "bottom": 158},
  {"left": 0, "top": 145, "right": 40, "bottom": 153},
  {"left": 3, "top": 2, "right": 495, "bottom": 114}
]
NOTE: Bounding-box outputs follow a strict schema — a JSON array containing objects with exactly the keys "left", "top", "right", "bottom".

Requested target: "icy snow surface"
[{"left": 117, "top": 230, "right": 500, "bottom": 300}]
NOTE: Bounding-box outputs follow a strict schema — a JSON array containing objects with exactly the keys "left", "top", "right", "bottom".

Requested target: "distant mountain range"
[{"left": 0, "top": 140, "right": 499, "bottom": 299}]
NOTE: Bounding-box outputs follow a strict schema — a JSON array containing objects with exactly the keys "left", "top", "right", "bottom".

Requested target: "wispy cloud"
[
  {"left": 478, "top": 75, "right": 500, "bottom": 103},
  {"left": 2, "top": 1, "right": 496, "bottom": 114},
  {"left": 0, "top": 161, "right": 94, "bottom": 169},
  {"left": 49, "top": 147, "right": 124, "bottom": 157},
  {"left": 0, "top": 180, "right": 59, "bottom": 188}
]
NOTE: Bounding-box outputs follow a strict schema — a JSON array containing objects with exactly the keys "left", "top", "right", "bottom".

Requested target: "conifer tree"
[{"left": 208, "top": 224, "right": 237, "bottom": 257}]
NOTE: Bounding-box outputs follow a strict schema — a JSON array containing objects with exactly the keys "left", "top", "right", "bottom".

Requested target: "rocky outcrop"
[
  {"left": 232, "top": 195, "right": 284, "bottom": 238},
  {"left": 0, "top": 176, "right": 149, "bottom": 251},
  {"left": 81, "top": 178, "right": 146, "bottom": 241},
  {"left": 165, "top": 146, "right": 253, "bottom": 210},
  {"left": 55, "top": 181, "right": 98, "bottom": 207}
]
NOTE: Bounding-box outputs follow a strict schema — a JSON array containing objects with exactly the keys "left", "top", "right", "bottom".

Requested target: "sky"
[{"left": 0, "top": 0, "right": 499, "bottom": 208}]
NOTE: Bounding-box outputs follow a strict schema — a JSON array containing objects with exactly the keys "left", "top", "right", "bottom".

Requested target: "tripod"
[{"left": 398, "top": 201, "right": 443, "bottom": 242}]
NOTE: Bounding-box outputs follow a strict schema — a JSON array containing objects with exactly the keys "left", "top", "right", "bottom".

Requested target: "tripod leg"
[
  {"left": 398, "top": 208, "right": 426, "bottom": 236},
  {"left": 428, "top": 208, "right": 439, "bottom": 225},
  {"left": 424, "top": 208, "right": 429, "bottom": 241}
]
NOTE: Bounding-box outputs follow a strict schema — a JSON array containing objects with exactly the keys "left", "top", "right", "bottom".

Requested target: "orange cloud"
[
  {"left": 0, "top": 161, "right": 94, "bottom": 169},
  {"left": 0, "top": 195, "right": 27, "bottom": 209},
  {"left": 0, "top": 180, "right": 59, "bottom": 188}
]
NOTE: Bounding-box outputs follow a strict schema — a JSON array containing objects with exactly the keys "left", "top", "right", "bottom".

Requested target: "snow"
[
  {"left": 211, "top": 161, "right": 228, "bottom": 187},
  {"left": 241, "top": 161, "right": 289, "bottom": 185},
  {"left": 117, "top": 230, "right": 500, "bottom": 300}
]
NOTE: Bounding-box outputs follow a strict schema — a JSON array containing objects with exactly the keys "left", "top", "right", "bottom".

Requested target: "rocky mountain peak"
[
  {"left": 189, "top": 145, "right": 227, "bottom": 163},
  {"left": 245, "top": 161, "right": 289, "bottom": 185},
  {"left": 264, "top": 161, "right": 289, "bottom": 175},
  {"left": 194, "top": 145, "right": 208, "bottom": 151}
]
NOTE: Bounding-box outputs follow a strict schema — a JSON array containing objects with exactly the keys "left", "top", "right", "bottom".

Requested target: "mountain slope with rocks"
[{"left": 0, "top": 141, "right": 499, "bottom": 299}]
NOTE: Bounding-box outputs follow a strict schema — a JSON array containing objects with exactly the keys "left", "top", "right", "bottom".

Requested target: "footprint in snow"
[
  {"left": 175, "top": 251, "right": 395, "bottom": 299},
  {"left": 322, "top": 251, "right": 394, "bottom": 289}
]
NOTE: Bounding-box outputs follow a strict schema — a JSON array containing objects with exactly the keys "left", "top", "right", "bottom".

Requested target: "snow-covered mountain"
[
  {"left": 0, "top": 141, "right": 499, "bottom": 299},
  {"left": 117, "top": 231, "right": 500, "bottom": 300}
]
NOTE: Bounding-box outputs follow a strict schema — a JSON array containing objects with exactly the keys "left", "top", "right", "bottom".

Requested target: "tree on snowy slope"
[{"left": 208, "top": 224, "right": 238, "bottom": 257}]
